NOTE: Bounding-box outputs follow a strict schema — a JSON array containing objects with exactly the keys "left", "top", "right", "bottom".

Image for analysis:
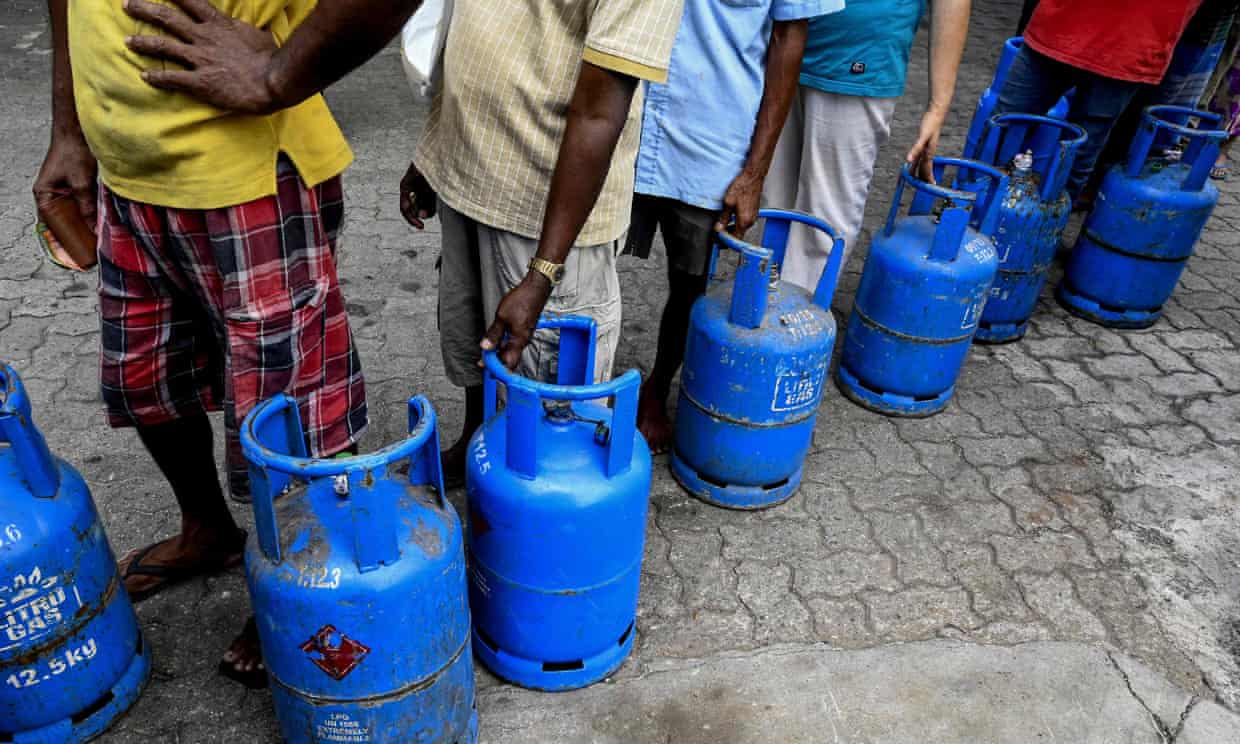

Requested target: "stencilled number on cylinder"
[
  {"left": 298, "top": 566, "right": 342, "bottom": 590},
  {"left": 471, "top": 432, "right": 491, "bottom": 476},
  {"left": 4, "top": 638, "right": 98, "bottom": 689},
  {"left": 316, "top": 712, "right": 371, "bottom": 743}
]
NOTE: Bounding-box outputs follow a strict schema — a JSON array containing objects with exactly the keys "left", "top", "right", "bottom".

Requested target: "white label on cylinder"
[
  {"left": 0, "top": 567, "right": 82, "bottom": 652},
  {"left": 316, "top": 712, "right": 372, "bottom": 743},
  {"left": 771, "top": 366, "right": 827, "bottom": 412}
]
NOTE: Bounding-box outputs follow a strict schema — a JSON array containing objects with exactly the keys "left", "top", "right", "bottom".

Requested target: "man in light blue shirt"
[{"left": 626, "top": 0, "right": 844, "bottom": 453}]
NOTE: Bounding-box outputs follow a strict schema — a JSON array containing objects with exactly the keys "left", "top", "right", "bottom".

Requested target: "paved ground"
[{"left": 3, "top": 0, "right": 1240, "bottom": 741}]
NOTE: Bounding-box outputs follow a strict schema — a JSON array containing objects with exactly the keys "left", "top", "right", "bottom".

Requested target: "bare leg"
[
  {"left": 441, "top": 384, "right": 484, "bottom": 486},
  {"left": 638, "top": 266, "right": 708, "bottom": 455}
]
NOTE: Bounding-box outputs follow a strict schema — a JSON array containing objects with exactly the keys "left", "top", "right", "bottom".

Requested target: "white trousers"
[{"left": 763, "top": 86, "right": 898, "bottom": 292}]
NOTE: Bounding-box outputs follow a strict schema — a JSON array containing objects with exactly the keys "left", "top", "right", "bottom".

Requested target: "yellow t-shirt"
[{"left": 68, "top": 0, "right": 353, "bottom": 210}]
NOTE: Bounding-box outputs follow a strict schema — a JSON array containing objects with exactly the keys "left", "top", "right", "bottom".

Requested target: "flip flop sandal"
[
  {"left": 120, "top": 529, "right": 248, "bottom": 603},
  {"left": 1211, "top": 163, "right": 1230, "bottom": 180},
  {"left": 217, "top": 617, "right": 269, "bottom": 689}
]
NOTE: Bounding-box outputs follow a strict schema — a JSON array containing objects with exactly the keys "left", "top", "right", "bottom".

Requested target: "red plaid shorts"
[{"left": 98, "top": 157, "right": 367, "bottom": 496}]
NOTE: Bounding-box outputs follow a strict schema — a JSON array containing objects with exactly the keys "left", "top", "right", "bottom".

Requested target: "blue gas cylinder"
[
  {"left": 973, "top": 114, "right": 1087, "bottom": 343},
  {"left": 837, "top": 158, "right": 1007, "bottom": 417},
  {"left": 466, "top": 316, "right": 651, "bottom": 691},
  {"left": 671, "top": 210, "right": 846, "bottom": 510},
  {"left": 0, "top": 363, "right": 150, "bottom": 743},
  {"left": 1059, "top": 105, "right": 1226, "bottom": 328},
  {"left": 963, "top": 36, "right": 1072, "bottom": 161},
  {"left": 241, "top": 394, "right": 476, "bottom": 743}
]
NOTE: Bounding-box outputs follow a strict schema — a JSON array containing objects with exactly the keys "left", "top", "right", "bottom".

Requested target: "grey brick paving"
[{"left": 2, "top": 0, "right": 1240, "bottom": 740}]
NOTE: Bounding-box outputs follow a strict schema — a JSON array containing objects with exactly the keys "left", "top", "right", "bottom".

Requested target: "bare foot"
[
  {"left": 637, "top": 381, "right": 673, "bottom": 455},
  {"left": 117, "top": 528, "right": 246, "bottom": 601},
  {"left": 219, "top": 616, "right": 268, "bottom": 689}
]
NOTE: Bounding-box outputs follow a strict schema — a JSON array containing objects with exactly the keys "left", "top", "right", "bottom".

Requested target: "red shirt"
[{"left": 1024, "top": 0, "right": 1205, "bottom": 84}]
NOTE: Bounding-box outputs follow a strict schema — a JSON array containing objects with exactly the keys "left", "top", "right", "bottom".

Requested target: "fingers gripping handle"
[
  {"left": 482, "top": 315, "right": 641, "bottom": 480},
  {"left": 0, "top": 364, "right": 60, "bottom": 499}
]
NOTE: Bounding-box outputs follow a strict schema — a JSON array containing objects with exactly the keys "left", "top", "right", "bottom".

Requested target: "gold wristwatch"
[{"left": 528, "top": 257, "right": 566, "bottom": 287}]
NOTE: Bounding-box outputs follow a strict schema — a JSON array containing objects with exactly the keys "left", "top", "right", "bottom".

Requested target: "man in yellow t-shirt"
[{"left": 34, "top": 0, "right": 421, "bottom": 687}]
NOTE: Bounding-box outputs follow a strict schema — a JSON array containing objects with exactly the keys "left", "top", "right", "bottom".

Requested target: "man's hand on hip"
[
  {"left": 124, "top": 0, "right": 279, "bottom": 114},
  {"left": 481, "top": 274, "right": 553, "bottom": 371}
]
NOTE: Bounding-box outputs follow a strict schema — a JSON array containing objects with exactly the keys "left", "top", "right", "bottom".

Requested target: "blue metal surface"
[
  {"left": 1061, "top": 106, "right": 1225, "bottom": 327},
  {"left": 0, "top": 363, "right": 150, "bottom": 744},
  {"left": 963, "top": 36, "right": 1071, "bottom": 161},
  {"left": 1059, "top": 106, "right": 1225, "bottom": 328},
  {"left": 671, "top": 209, "right": 845, "bottom": 510},
  {"left": 837, "top": 158, "right": 1006, "bottom": 417},
  {"left": 466, "top": 316, "right": 651, "bottom": 691},
  {"left": 241, "top": 395, "right": 477, "bottom": 744},
  {"left": 973, "top": 114, "right": 1086, "bottom": 343}
]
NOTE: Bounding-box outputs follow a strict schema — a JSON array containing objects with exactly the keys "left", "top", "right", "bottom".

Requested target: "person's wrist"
[
  {"left": 523, "top": 269, "right": 553, "bottom": 296},
  {"left": 260, "top": 55, "right": 288, "bottom": 114},
  {"left": 924, "top": 102, "right": 949, "bottom": 123}
]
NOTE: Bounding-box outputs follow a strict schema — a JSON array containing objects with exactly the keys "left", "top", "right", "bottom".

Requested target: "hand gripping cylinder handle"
[
  {"left": 1126, "top": 105, "right": 1227, "bottom": 191},
  {"left": 482, "top": 314, "right": 640, "bottom": 481},
  {"left": 240, "top": 393, "right": 446, "bottom": 570},
  {"left": 0, "top": 362, "right": 59, "bottom": 498},
  {"left": 980, "top": 113, "right": 1087, "bottom": 202},
  {"left": 891, "top": 157, "right": 1008, "bottom": 262},
  {"left": 714, "top": 208, "right": 846, "bottom": 329}
]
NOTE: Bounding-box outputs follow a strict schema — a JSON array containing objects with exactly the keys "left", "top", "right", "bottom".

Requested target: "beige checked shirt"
[{"left": 414, "top": 0, "right": 684, "bottom": 246}]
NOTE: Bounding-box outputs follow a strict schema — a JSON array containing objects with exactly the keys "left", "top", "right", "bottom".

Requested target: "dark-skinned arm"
[
  {"left": 123, "top": 0, "right": 422, "bottom": 113},
  {"left": 481, "top": 61, "right": 638, "bottom": 369},
  {"left": 34, "top": 0, "right": 98, "bottom": 226},
  {"left": 716, "top": 19, "right": 808, "bottom": 236}
]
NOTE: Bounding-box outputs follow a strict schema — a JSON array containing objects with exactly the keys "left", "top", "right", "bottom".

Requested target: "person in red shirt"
[{"left": 993, "top": 0, "right": 1206, "bottom": 202}]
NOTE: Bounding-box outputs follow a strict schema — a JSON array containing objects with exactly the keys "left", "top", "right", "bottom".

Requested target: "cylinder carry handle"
[
  {"left": 889, "top": 158, "right": 1008, "bottom": 262},
  {"left": 482, "top": 315, "right": 641, "bottom": 481},
  {"left": 241, "top": 394, "right": 445, "bottom": 571},
  {"left": 755, "top": 208, "right": 846, "bottom": 313},
  {"left": 980, "top": 113, "right": 1087, "bottom": 202},
  {"left": 712, "top": 208, "right": 846, "bottom": 327},
  {"left": 0, "top": 363, "right": 59, "bottom": 499},
  {"left": 1126, "top": 105, "right": 1226, "bottom": 192}
]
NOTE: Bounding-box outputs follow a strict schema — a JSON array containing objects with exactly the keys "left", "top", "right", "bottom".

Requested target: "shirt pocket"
[{"left": 225, "top": 278, "right": 330, "bottom": 415}]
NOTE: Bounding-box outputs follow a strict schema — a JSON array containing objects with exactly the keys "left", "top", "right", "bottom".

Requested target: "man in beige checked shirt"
[{"left": 401, "top": 0, "right": 685, "bottom": 482}]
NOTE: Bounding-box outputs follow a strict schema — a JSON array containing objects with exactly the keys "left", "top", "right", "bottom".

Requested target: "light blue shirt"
[{"left": 634, "top": 0, "right": 845, "bottom": 211}]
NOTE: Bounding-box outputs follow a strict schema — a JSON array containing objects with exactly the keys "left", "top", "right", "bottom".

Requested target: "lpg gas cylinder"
[
  {"left": 963, "top": 37, "right": 1071, "bottom": 161},
  {"left": 0, "top": 363, "right": 150, "bottom": 743},
  {"left": 837, "top": 158, "right": 1007, "bottom": 417},
  {"left": 466, "top": 316, "right": 651, "bottom": 691},
  {"left": 974, "top": 114, "right": 1086, "bottom": 343},
  {"left": 671, "top": 210, "right": 846, "bottom": 510},
  {"left": 1059, "top": 105, "right": 1226, "bottom": 328},
  {"left": 241, "top": 394, "right": 476, "bottom": 743}
]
